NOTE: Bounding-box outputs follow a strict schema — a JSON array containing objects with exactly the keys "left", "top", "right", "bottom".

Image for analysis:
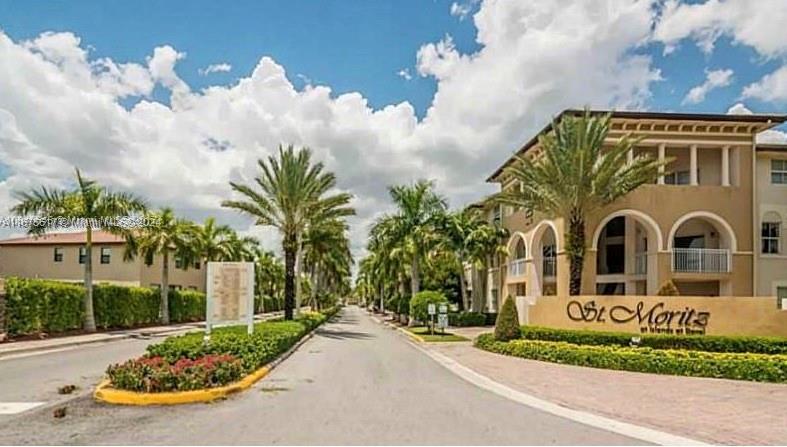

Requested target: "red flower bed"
[{"left": 106, "top": 354, "right": 245, "bottom": 392}]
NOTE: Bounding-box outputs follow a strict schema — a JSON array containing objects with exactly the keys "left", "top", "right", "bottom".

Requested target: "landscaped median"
[
  {"left": 475, "top": 326, "right": 787, "bottom": 383},
  {"left": 94, "top": 307, "right": 338, "bottom": 405}
]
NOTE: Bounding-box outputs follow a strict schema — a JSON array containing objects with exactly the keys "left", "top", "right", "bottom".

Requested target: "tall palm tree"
[
  {"left": 12, "top": 168, "right": 146, "bottom": 332},
  {"left": 303, "top": 218, "right": 352, "bottom": 310},
  {"left": 466, "top": 217, "right": 508, "bottom": 311},
  {"left": 437, "top": 209, "right": 485, "bottom": 310},
  {"left": 125, "top": 208, "right": 194, "bottom": 324},
  {"left": 223, "top": 232, "right": 260, "bottom": 262},
  {"left": 253, "top": 249, "right": 284, "bottom": 312},
  {"left": 497, "top": 110, "right": 666, "bottom": 295},
  {"left": 386, "top": 180, "right": 447, "bottom": 296},
  {"left": 222, "top": 145, "right": 355, "bottom": 320}
]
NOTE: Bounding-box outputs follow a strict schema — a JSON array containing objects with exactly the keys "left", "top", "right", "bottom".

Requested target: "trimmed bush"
[
  {"left": 409, "top": 290, "right": 449, "bottom": 324},
  {"left": 520, "top": 325, "right": 787, "bottom": 354},
  {"left": 106, "top": 354, "right": 245, "bottom": 392},
  {"left": 494, "top": 296, "right": 520, "bottom": 341},
  {"left": 4, "top": 277, "right": 206, "bottom": 336},
  {"left": 476, "top": 334, "right": 787, "bottom": 383},
  {"left": 448, "top": 311, "right": 486, "bottom": 327}
]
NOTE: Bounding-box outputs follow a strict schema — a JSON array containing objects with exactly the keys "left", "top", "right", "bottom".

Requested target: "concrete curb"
[{"left": 92, "top": 313, "right": 326, "bottom": 406}]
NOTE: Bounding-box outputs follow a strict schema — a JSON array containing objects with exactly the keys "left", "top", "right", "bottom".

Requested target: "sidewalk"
[
  {"left": 425, "top": 328, "right": 787, "bottom": 445},
  {"left": 0, "top": 310, "right": 290, "bottom": 358}
]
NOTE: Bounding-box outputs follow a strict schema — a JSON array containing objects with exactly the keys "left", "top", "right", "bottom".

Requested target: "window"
[
  {"left": 194, "top": 260, "right": 201, "bottom": 269},
  {"left": 53, "top": 247, "right": 63, "bottom": 263},
  {"left": 778, "top": 287, "right": 787, "bottom": 300},
  {"left": 762, "top": 222, "right": 781, "bottom": 254},
  {"left": 100, "top": 247, "right": 111, "bottom": 264},
  {"left": 78, "top": 246, "right": 87, "bottom": 264},
  {"left": 175, "top": 256, "right": 184, "bottom": 269},
  {"left": 665, "top": 170, "right": 691, "bottom": 185},
  {"left": 771, "top": 159, "right": 787, "bottom": 184}
]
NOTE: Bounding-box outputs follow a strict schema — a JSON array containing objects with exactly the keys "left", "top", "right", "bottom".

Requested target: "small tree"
[
  {"left": 409, "top": 290, "right": 449, "bottom": 326},
  {"left": 657, "top": 280, "right": 680, "bottom": 296},
  {"left": 494, "top": 296, "right": 520, "bottom": 341}
]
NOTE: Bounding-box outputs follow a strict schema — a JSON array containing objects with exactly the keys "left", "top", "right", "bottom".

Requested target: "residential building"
[
  {"left": 0, "top": 231, "right": 206, "bottom": 292},
  {"left": 478, "top": 109, "right": 787, "bottom": 311}
]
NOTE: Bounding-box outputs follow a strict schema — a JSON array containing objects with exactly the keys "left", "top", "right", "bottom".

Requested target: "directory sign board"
[{"left": 206, "top": 262, "right": 255, "bottom": 337}]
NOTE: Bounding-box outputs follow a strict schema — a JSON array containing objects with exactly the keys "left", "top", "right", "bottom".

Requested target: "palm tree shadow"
[{"left": 316, "top": 327, "right": 374, "bottom": 340}]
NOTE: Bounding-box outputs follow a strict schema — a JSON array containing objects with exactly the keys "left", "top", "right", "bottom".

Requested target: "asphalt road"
[{"left": 0, "top": 306, "right": 643, "bottom": 445}]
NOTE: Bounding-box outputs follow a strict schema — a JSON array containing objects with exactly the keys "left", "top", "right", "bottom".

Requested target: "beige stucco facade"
[
  {"left": 476, "top": 110, "right": 787, "bottom": 312},
  {"left": 0, "top": 235, "right": 206, "bottom": 292}
]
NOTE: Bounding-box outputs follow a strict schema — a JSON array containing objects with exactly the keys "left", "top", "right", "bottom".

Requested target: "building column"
[
  {"left": 627, "top": 149, "right": 634, "bottom": 164},
  {"left": 657, "top": 143, "right": 666, "bottom": 185},
  {"left": 624, "top": 217, "right": 637, "bottom": 295},
  {"left": 721, "top": 145, "right": 730, "bottom": 186},
  {"left": 690, "top": 144, "right": 698, "bottom": 185}
]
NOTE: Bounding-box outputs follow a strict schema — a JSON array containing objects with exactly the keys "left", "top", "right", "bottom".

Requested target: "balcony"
[
  {"left": 508, "top": 258, "right": 526, "bottom": 277},
  {"left": 672, "top": 248, "right": 730, "bottom": 273},
  {"left": 543, "top": 256, "right": 556, "bottom": 278}
]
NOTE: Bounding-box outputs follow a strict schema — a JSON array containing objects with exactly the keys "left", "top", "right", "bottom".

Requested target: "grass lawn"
[{"left": 407, "top": 326, "right": 468, "bottom": 342}]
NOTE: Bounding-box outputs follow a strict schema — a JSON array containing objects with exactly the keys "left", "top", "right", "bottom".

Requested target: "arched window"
[
  {"left": 762, "top": 212, "right": 782, "bottom": 255},
  {"left": 514, "top": 238, "right": 526, "bottom": 259}
]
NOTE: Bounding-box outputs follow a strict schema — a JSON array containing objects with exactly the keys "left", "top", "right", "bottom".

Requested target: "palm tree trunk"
[
  {"left": 283, "top": 234, "right": 296, "bottom": 320},
  {"left": 410, "top": 257, "right": 420, "bottom": 296},
  {"left": 160, "top": 249, "right": 170, "bottom": 324},
  {"left": 458, "top": 255, "right": 469, "bottom": 311},
  {"left": 294, "top": 234, "right": 302, "bottom": 316},
  {"left": 83, "top": 227, "right": 97, "bottom": 332},
  {"left": 474, "top": 264, "right": 488, "bottom": 312},
  {"left": 567, "top": 213, "right": 586, "bottom": 296}
]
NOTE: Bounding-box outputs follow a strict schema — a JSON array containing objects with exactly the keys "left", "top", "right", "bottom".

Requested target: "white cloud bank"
[{"left": 1, "top": 0, "right": 785, "bottom": 260}]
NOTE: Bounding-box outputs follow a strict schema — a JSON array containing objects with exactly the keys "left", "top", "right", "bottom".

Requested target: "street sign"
[
  {"left": 438, "top": 304, "right": 448, "bottom": 314},
  {"left": 427, "top": 303, "right": 436, "bottom": 315},
  {"left": 206, "top": 262, "right": 255, "bottom": 339},
  {"left": 437, "top": 314, "right": 448, "bottom": 330}
]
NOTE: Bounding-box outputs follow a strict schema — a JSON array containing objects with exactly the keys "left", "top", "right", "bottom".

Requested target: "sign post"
[
  {"left": 437, "top": 303, "right": 448, "bottom": 334},
  {"left": 205, "top": 262, "right": 255, "bottom": 342},
  {"left": 427, "top": 303, "right": 436, "bottom": 335}
]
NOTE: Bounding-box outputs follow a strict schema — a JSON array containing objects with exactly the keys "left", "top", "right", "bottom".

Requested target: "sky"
[{"left": 1, "top": 0, "right": 787, "bottom": 260}]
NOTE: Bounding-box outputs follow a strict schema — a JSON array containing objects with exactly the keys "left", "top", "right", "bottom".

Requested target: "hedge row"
[
  {"left": 520, "top": 326, "right": 787, "bottom": 355},
  {"left": 476, "top": 334, "right": 787, "bottom": 383},
  {"left": 448, "top": 311, "right": 486, "bottom": 327},
  {"left": 4, "top": 277, "right": 206, "bottom": 336}
]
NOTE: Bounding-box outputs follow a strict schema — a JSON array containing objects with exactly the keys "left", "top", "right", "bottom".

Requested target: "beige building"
[
  {"left": 476, "top": 109, "right": 787, "bottom": 311},
  {"left": 0, "top": 231, "right": 206, "bottom": 292}
]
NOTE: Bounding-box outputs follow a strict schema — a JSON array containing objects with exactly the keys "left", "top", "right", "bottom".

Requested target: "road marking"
[
  {"left": 0, "top": 402, "right": 45, "bottom": 415},
  {"left": 413, "top": 343, "right": 707, "bottom": 446}
]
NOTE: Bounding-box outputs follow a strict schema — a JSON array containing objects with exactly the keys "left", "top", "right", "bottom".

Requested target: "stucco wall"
[
  {"left": 755, "top": 152, "right": 787, "bottom": 296},
  {"left": 524, "top": 295, "right": 787, "bottom": 337}
]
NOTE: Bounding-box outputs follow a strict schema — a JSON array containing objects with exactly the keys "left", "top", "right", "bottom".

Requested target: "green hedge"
[
  {"left": 520, "top": 326, "right": 787, "bottom": 355},
  {"left": 448, "top": 311, "right": 487, "bottom": 327},
  {"left": 146, "top": 311, "right": 328, "bottom": 373},
  {"left": 476, "top": 334, "right": 787, "bottom": 383},
  {"left": 4, "top": 277, "right": 206, "bottom": 336}
]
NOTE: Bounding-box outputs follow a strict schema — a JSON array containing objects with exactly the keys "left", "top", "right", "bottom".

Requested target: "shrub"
[
  {"left": 520, "top": 326, "right": 787, "bottom": 354},
  {"left": 409, "top": 290, "right": 449, "bottom": 324},
  {"left": 4, "top": 277, "right": 206, "bottom": 336},
  {"left": 494, "top": 296, "right": 520, "bottom": 341},
  {"left": 657, "top": 280, "right": 680, "bottom": 296},
  {"left": 448, "top": 311, "right": 486, "bottom": 327},
  {"left": 484, "top": 312, "right": 498, "bottom": 326},
  {"left": 106, "top": 354, "right": 245, "bottom": 392},
  {"left": 475, "top": 334, "right": 787, "bottom": 383}
]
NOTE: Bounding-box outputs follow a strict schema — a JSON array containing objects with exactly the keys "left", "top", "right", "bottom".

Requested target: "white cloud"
[
  {"left": 682, "top": 68, "right": 733, "bottom": 104},
  {"left": 198, "top": 62, "right": 232, "bottom": 76},
  {"left": 654, "top": 0, "right": 787, "bottom": 57},
  {"left": 396, "top": 68, "right": 412, "bottom": 81},
  {"left": 0, "top": 0, "right": 668, "bottom": 260},
  {"left": 742, "top": 65, "right": 787, "bottom": 103},
  {"left": 450, "top": 1, "right": 477, "bottom": 20}
]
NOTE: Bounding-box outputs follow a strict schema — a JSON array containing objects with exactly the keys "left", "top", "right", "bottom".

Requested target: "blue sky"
[
  {"left": 1, "top": 0, "right": 782, "bottom": 118},
  {"left": 0, "top": 0, "right": 786, "bottom": 252}
]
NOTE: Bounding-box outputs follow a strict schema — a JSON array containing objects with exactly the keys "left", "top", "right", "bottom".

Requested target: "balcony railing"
[
  {"left": 508, "top": 258, "right": 526, "bottom": 277},
  {"left": 634, "top": 252, "right": 647, "bottom": 275},
  {"left": 672, "top": 248, "right": 731, "bottom": 273},
  {"left": 543, "top": 257, "right": 556, "bottom": 277}
]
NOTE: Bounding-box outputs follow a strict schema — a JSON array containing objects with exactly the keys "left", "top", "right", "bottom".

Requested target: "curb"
[{"left": 93, "top": 314, "right": 327, "bottom": 406}]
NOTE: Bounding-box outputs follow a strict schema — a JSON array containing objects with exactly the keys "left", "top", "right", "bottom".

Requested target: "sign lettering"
[{"left": 566, "top": 300, "right": 710, "bottom": 335}]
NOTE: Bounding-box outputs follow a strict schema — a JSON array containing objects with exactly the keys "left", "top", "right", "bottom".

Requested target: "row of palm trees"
[
  {"left": 357, "top": 110, "right": 668, "bottom": 310},
  {"left": 356, "top": 180, "right": 508, "bottom": 314},
  {"left": 12, "top": 144, "right": 355, "bottom": 331}
]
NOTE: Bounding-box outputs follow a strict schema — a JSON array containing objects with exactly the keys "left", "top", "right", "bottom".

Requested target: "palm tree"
[
  {"left": 466, "top": 216, "right": 508, "bottom": 311},
  {"left": 253, "top": 249, "right": 285, "bottom": 313},
  {"left": 193, "top": 217, "right": 235, "bottom": 261},
  {"left": 125, "top": 208, "right": 194, "bottom": 324},
  {"left": 12, "top": 168, "right": 146, "bottom": 332},
  {"left": 222, "top": 145, "right": 355, "bottom": 320},
  {"left": 386, "top": 180, "right": 447, "bottom": 296},
  {"left": 497, "top": 110, "right": 666, "bottom": 295},
  {"left": 437, "top": 209, "right": 485, "bottom": 310},
  {"left": 303, "top": 218, "right": 352, "bottom": 310},
  {"left": 223, "top": 232, "right": 260, "bottom": 262}
]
